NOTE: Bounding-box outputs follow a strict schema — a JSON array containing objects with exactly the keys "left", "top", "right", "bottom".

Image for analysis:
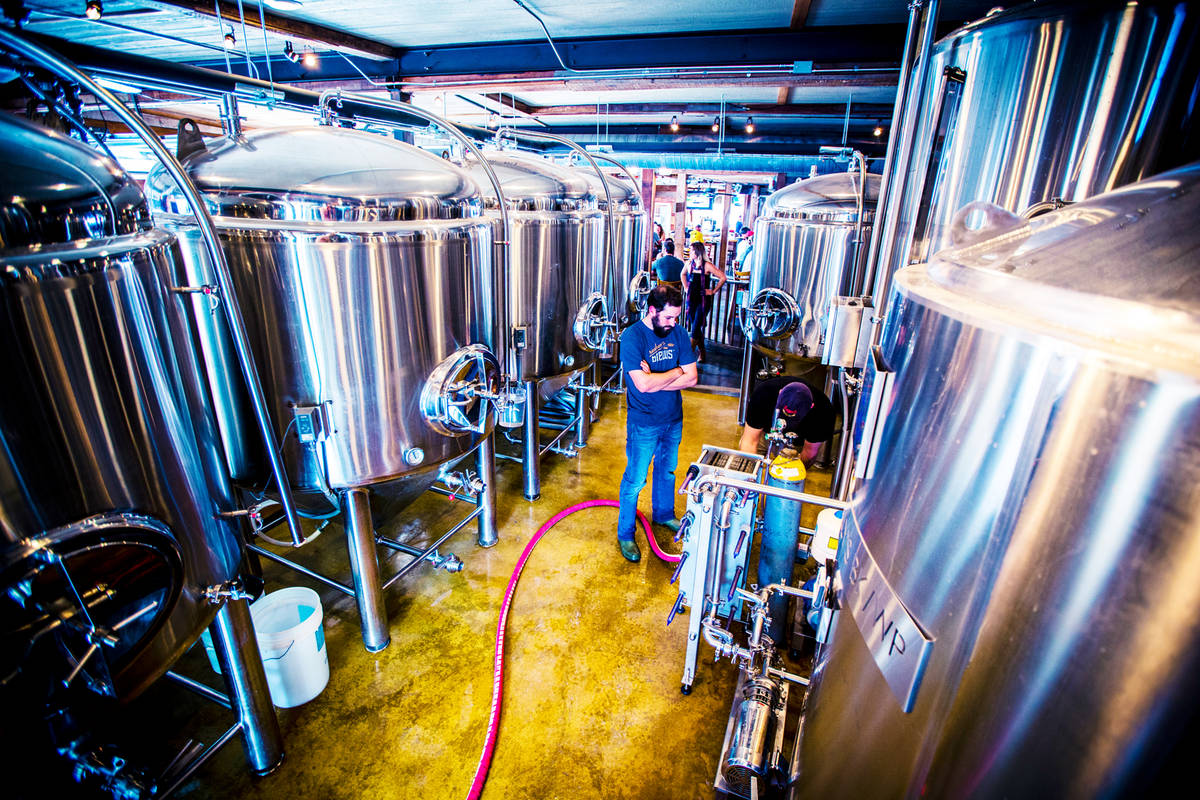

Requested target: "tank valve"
[
  {"left": 203, "top": 579, "right": 253, "bottom": 605},
  {"left": 426, "top": 550, "right": 464, "bottom": 573}
]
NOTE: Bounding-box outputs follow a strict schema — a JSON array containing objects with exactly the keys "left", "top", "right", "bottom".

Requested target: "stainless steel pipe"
[
  {"left": 523, "top": 380, "right": 541, "bottom": 501},
  {"left": 476, "top": 434, "right": 499, "bottom": 548}
]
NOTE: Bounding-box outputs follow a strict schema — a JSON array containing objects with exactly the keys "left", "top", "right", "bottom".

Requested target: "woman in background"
[{"left": 680, "top": 240, "right": 726, "bottom": 362}]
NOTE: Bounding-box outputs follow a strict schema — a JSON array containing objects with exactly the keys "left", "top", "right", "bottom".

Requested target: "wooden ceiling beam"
[
  {"left": 147, "top": 0, "right": 396, "bottom": 59},
  {"left": 790, "top": 0, "right": 813, "bottom": 29}
]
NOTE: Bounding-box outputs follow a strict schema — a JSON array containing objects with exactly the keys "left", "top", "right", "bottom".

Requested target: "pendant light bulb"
[
  {"left": 745, "top": 117, "right": 755, "bottom": 134},
  {"left": 85, "top": 0, "right": 102, "bottom": 20},
  {"left": 670, "top": 115, "right": 679, "bottom": 132}
]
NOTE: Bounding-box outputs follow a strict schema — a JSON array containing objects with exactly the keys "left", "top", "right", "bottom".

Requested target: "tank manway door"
[
  {"left": 740, "top": 288, "right": 801, "bottom": 341},
  {"left": 420, "top": 345, "right": 502, "bottom": 436},
  {"left": 573, "top": 291, "right": 615, "bottom": 354}
]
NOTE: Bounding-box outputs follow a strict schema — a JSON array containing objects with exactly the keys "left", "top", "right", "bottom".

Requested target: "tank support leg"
[
  {"left": 476, "top": 433, "right": 498, "bottom": 547},
  {"left": 523, "top": 380, "right": 540, "bottom": 501},
  {"left": 737, "top": 343, "right": 754, "bottom": 427},
  {"left": 343, "top": 488, "right": 390, "bottom": 652},
  {"left": 210, "top": 598, "right": 284, "bottom": 776},
  {"left": 574, "top": 382, "right": 591, "bottom": 449}
]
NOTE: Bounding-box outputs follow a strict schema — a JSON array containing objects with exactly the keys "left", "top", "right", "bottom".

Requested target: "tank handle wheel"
[
  {"left": 740, "top": 288, "right": 801, "bottom": 340},
  {"left": 572, "top": 292, "right": 615, "bottom": 352},
  {"left": 420, "top": 345, "right": 501, "bottom": 436}
]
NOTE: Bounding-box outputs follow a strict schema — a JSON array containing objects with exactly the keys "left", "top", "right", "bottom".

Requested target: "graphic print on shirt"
[{"left": 647, "top": 340, "right": 677, "bottom": 367}]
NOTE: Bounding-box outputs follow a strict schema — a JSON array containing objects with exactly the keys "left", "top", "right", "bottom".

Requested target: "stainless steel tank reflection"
[
  {"left": 875, "top": 0, "right": 1200, "bottom": 299},
  {"left": 744, "top": 170, "right": 880, "bottom": 360},
  {"left": 0, "top": 111, "right": 281, "bottom": 775},
  {"left": 465, "top": 149, "right": 606, "bottom": 382},
  {"left": 573, "top": 162, "right": 648, "bottom": 325},
  {"left": 794, "top": 161, "right": 1200, "bottom": 799},
  {"left": 146, "top": 127, "right": 499, "bottom": 497}
]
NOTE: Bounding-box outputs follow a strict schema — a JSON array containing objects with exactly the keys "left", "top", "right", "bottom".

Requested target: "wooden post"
[
  {"left": 640, "top": 168, "right": 656, "bottom": 268},
  {"left": 674, "top": 171, "right": 688, "bottom": 250}
]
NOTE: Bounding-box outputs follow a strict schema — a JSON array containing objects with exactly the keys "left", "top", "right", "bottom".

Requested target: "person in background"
[
  {"left": 735, "top": 228, "right": 754, "bottom": 270},
  {"left": 651, "top": 221, "right": 664, "bottom": 258},
  {"left": 616, "top": 284, "right": 698, "bottom": 562},
  {"left": 680, "top": 240, "right": 726, "bottom": 363},
  {"left": 652, "top": 238, "right": 684, "bottom": 287},
  {"left": 738, "top": 376, "right": 834, "bottom": 463}
]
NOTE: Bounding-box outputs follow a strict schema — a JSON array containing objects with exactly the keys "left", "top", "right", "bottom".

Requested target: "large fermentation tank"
[
  {"left": 744, "top": 170, "right": 880, "bottom": 360},
  {"left": 465, "top": 149, "right": 606, "bottom": 381},
  {"left": 882, "top": 0, "right": 1200, "bottom": 281},
  {"left": 0, "top": 110, "right": 280, "bottom": 790},
  {"left": 795, "top": 162, "right": 1200, "bottom": 799},
  {"left": 146, "top": 127, "right": 499, "bottom": 500},
  {"left": 573, "top": 163, "right": 647, "bottom": 325},
  {"left": 0, "top": 112, "right": 244, "bottom": 701}
]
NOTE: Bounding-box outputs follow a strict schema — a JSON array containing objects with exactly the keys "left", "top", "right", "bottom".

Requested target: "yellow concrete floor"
[{"left": 156, "top": 387, "right": 827, "bottom": 800}]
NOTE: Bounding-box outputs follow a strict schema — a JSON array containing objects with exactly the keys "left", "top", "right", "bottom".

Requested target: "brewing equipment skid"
[
  {"left": 794, "top": 162, "right": 1200, "bottom": 798},
  {"left": 464, "top": 148, "right": 613, "bottom": 501},
  {"left": 0, "top": 55, "right": 281, "bottom": 796},
  {"left": 664, "top": 445, "right": 846, "bottom": 799},
  {"left": 146, "top": 120, "right": 508, "bottom": 653}
]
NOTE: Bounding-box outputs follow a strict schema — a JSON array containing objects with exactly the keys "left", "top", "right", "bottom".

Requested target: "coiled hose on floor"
[{"left": 466, "top": 499, "right": 680, "bottom": 800}]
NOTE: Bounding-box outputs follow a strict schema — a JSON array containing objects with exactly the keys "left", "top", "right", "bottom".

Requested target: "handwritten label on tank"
[{"left": 841, "top": 514, "right": 934, "bottom": 713}]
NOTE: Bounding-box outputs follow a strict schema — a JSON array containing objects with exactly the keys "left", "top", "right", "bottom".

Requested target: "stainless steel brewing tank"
[
  {"left": 795, "top": 162, "right": 1200, "bottom": 799},
  {"left": 146, "top": 127, "right": 497, "bottom": 494},
  {"left": 0, "top": 113, "right": 242, "bottom": 700},
  {"left": 573, "top": 165, "right": 647, "bottom": 325},
  {"left": 887, "top": 0, "right": 1200, "bottom": 277},
  {"left": 465, "top": 150, "right": 606, "bottom": 381},
  {"left": 745, "top": 171, "right": 880, "bottom": 359}
]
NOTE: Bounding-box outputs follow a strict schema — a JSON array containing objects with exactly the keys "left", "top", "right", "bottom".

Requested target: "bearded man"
[{"left": 615, "top": 285, "right": 698, "bottom": 562}]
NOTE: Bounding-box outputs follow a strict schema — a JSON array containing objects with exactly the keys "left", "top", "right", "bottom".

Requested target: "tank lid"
[
  {"left": 761, "top": 171, "right": 881, "bottom": 221},
  {"left": 465, "top": 150, "right": 595, "bottom": 212},
  {"left": 571, "top": 165, "right": 642, "bottom": 212},
  {"left": 146, "top": 126, "right": 482, "bottom": 222},
  {"left": 911, "top": 161, "right": 1200, "bottom": 373},
  {"left": 0, "top": 114, "right": 149, "bottom": 250}
]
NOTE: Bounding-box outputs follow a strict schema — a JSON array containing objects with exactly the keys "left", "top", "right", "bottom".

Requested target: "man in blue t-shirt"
[{"left": 616, "top": 284, "right": 698, "bottom": 562}]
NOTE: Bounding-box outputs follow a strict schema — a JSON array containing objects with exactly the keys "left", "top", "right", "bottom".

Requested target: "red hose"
[{"left": 466, "top": 500, "right": 680, "bottom": 800}]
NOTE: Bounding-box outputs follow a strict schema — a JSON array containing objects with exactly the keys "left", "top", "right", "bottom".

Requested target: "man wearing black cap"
[{"left": 738, "top": 376, "right": 835, "bottom": 462}]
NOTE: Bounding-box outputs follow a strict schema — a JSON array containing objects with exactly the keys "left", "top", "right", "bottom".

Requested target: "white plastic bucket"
[{"left": 250, "top": 586, "right": 329, "bottom": 708}]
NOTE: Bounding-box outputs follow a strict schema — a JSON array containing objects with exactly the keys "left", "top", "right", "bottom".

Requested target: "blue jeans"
[{"left": 617, "top": 418, "right": 683, "bottom": 540}]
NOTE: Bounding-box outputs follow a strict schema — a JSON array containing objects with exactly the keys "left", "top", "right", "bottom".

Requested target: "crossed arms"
[{"left": 628, "top": 359, "right": 699, "bottom": 393}]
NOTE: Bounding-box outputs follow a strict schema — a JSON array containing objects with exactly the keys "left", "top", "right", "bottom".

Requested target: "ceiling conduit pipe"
[
  {"left": 864, "top": 0, "right": 940, "bottom": 328},
  {"left": 0, "top": 25, "right": 306, "bottom": 546}
]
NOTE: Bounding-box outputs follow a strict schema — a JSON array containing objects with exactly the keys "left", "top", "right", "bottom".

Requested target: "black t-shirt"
[{"left": 744, "top": 376, "right": 835, "bottom": 443}]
